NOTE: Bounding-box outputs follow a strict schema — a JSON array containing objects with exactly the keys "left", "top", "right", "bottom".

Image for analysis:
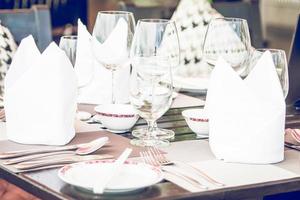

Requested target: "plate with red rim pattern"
[{"left": 58, "top": 159, "right": 163, "bottom": 193}]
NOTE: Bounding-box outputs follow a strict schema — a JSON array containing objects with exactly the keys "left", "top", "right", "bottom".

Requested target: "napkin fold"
[
  {"left": 4, "top": 35, "right": 77, "bottom": 145},
  {"left": 205, "top": 51, "right": 285, "bottom": 164},
  {"left": 75, "top": 19, "right": 130, "bottom": 104}
]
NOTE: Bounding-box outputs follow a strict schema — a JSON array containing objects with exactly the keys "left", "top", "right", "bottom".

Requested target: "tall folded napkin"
[
  {"left": 75, "top": 19, "right": 130, "bottom": 104},
  {"left": 205, "top": 51, "right": 285, "bottom": 164},
  {"left": 4, "top": 35, "right": 77, "bottom": 145}
]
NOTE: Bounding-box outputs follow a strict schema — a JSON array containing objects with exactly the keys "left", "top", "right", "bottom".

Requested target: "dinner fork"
[
  {"left": 140, "top": 150, "right": 208, "bottom": 190},
  {"left": 142, "top": 147, "right": 224, "bottom": 187}
]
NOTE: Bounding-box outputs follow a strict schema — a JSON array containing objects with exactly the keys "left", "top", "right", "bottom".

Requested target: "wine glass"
[
  {"left": 133, "top": 19, "right": 179, "bottom": 140},
  {"left": 92, "top": 11, "right": 135, "bottom": 104},
  {"left": 249, "top": 49, "right": 289, "bottom": 98},
  {"left": 130, "top": 19, "right": 175, "bottom": 147},
  {"left": 59, "top": 35, "right": 77, "bottom": 66},
  {"left": 202, "top": 17, "right": 252, "bottom": 76}
]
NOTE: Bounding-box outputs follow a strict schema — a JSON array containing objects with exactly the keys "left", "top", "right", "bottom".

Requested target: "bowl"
[
  {"left": 182, "top": 108, "right": 209, "bottom": 138},
  {"left": 94, "top": 104, "right": 139, "bottom": 133}
]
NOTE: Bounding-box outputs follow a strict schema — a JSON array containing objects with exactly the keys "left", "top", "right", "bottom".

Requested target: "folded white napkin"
[
  {"left": 205, "top": 51, "right": 285, "bottom": 164},
  {"left": 4, "top": 35, "right": 77, "bottom": 145},
  {"left": 75, "top": 19, "right": 130, "bottom": 104}
]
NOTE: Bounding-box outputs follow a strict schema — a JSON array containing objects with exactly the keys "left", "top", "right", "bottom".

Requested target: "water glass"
[
  {"left": 59, "top": 35, "right": 77, "bottom": 66},
  {"left": 203, "top": 17, "right": 252, "bottom": 76},
  {"left": 92, "top": 11, "right": 135, "bottom": 104},
  {"left": 130, "top": 19, "right": 175, "bottom": 147}
]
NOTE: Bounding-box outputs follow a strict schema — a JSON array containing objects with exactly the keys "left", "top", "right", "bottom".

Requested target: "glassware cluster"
[{"left": 59, "top": 13, "right": 289, "bottom": 147}]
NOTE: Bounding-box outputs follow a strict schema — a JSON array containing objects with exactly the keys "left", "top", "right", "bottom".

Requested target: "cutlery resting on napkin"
[
  {"left": 4, "top": 35, "right": 77, "bottom": 145},
  {"left": 205, "top": 51, "right": 285, "bottom": 164}
]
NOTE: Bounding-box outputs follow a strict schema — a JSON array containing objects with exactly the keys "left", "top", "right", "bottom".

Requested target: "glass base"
[
  {"left": 132, "top": 128, "right": 175, "bottom": 140},
  {"left": 130, "top": 138, "right": 169, "bottom": 147}
]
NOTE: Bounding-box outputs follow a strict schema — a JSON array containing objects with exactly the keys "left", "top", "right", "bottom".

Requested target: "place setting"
[{"left": 1, "top": 2, "right": 300, "bottom": 199}]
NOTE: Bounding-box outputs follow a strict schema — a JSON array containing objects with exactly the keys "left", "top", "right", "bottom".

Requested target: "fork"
[
  {"left": 140, "top": 150, "right": 208, "bottom": 190},
  {"left": 143, "top": 147, "right": 224, "bottom": 187},
  {"left": 140, "top": 151, "right": 208, "bottom": 189}
]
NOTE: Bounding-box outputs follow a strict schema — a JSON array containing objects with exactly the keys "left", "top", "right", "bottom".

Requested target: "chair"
[
  {"left": 212, "top": 0, "right": 265, "bottom": 48},
  {"left": 0, "top": 5, "right": 52, "bottom": 51}
]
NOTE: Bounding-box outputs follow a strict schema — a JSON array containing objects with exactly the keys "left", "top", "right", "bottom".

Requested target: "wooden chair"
[
  {"left": 212, "top": 0, "right": 265, "bottom": 48},
  {"left": 0, "top": 5, "right": 52, "bottom": 51}
]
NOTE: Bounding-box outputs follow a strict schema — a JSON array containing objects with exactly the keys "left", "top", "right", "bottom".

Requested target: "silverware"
[
  {"left": 93, "top": 148, "right": 132, "bottom": 194},
  {"left": 14, "top": 154, "right": 113, "bottom": 170},
  {"left": 3, "top": 151, "right": 75, "bottom": 165},
  {"left": 140, "top": 149, "right": 208, "bottom": 190},
  {"left": 0, "top": 145, "right": 78, "bottom": 159},
  {"left": 0, "top": 137, "right": 109, "bottom": 159},
  {"left": 163, "top": 168, "right": 208, "bottom": 190},
  {"left": 16, "top": 164, "right": 66, "bottom": 172},
  {"left": 141, "top": 147, "right": 224, "bottom": 187},
  {"left": 285, "top": 142, "right": 300, "bottom": 151}
]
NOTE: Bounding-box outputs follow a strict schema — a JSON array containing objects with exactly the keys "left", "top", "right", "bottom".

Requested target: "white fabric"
[
  {"left": 75, "top": 19, "right": 130, "bottom": 104},
  {"left": 205, "top": 51, "right": 286, "bottom": 164},
  {"left": 4, "top": 35, "right": 77, "bottom": 145},
  {"left": 162, "top": 159, "right": 298, "bottom": 192}
]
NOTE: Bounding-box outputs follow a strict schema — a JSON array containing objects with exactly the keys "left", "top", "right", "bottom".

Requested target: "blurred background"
[{"left": 0, "top": 0, "right": 299, "bottom": 55}]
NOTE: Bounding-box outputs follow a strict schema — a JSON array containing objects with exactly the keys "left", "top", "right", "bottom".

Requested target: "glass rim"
[
  {"left": 138, "top": 19, "right": 175, "bottom": 24},
  {"left": 61, "top": 35, "right": 77, "bottom": 40},
  {"left": 97, "top": 10, "right": 133, "bottom": 15},
  {"left": 213, "top": 17, "right": 247, "bottom": 23}
]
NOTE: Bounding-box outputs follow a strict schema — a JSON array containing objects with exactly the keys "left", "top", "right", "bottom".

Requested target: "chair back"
[
  {"left": 0, "top": 5, "right": 52, "bottom": 51},
  {"left": 212, "top": 0, "right": 264, "bottom": 48}
]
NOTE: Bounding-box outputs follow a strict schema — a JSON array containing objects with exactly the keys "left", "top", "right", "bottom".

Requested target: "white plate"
[
  {"left": 58, "top": 160, "right": 163, "bottom": 193},
  {"left": 173, "top": 75, "right": 210, "bottom": 92}
]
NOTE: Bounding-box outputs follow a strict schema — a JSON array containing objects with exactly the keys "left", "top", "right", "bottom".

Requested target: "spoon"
[
  {"left": 3, "top": 137, "right": 109, "bottom": 165},
  {"left": 75, "top": 136, "right": 109, "bottom": 155},
  {"left": 0, "top": 137, "right": 109, "bottom": 159}
]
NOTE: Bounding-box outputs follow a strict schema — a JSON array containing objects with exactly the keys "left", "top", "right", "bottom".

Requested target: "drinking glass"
[
  {"left": 59, "top": 35, "right": 77, "bottom": 66},
  {"left": 202, "top": 18, "right": 252, "bottom": 76},
  {"left": 132, "top": 19, "right": 179, "bottom": 140},
  {"left": 92, "top": 11, "right": 135, "bottom": 104},
  {"left": 130, "top": 19, "right": 175, "bottom": 147},
  {"left": 249, "top": 49, "right": 289, "bottom": 98}
]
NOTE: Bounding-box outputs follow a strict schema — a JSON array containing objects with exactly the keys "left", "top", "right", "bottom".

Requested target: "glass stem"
[
  {"left": 146, "top": 120, "right": 157, "bottom": 140},
  {"left": 153, "top": 121, "right": 158, "bottom": 130},
  {"left": 111, "top": 70, "right": 115, "bottom": 104}
]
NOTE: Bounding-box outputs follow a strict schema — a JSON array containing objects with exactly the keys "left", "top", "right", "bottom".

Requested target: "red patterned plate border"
[
  {"left": 189, "top": 117, "right": 209, "bottom": 122},
  {"left": 96, "top": 112, "right": 136, "bottom": 118},
  {"left": 58, "top": 159, "right": 163, "bottom": 192}
]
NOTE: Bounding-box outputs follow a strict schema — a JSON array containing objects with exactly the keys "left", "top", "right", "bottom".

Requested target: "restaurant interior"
[{"left": 0, "top": 0, "right": 300, "bottom": 199}]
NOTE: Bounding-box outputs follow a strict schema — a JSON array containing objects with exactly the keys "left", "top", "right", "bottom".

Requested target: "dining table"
[{"left": 1, "top": 92, "right": 300, "bottom": 200}]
